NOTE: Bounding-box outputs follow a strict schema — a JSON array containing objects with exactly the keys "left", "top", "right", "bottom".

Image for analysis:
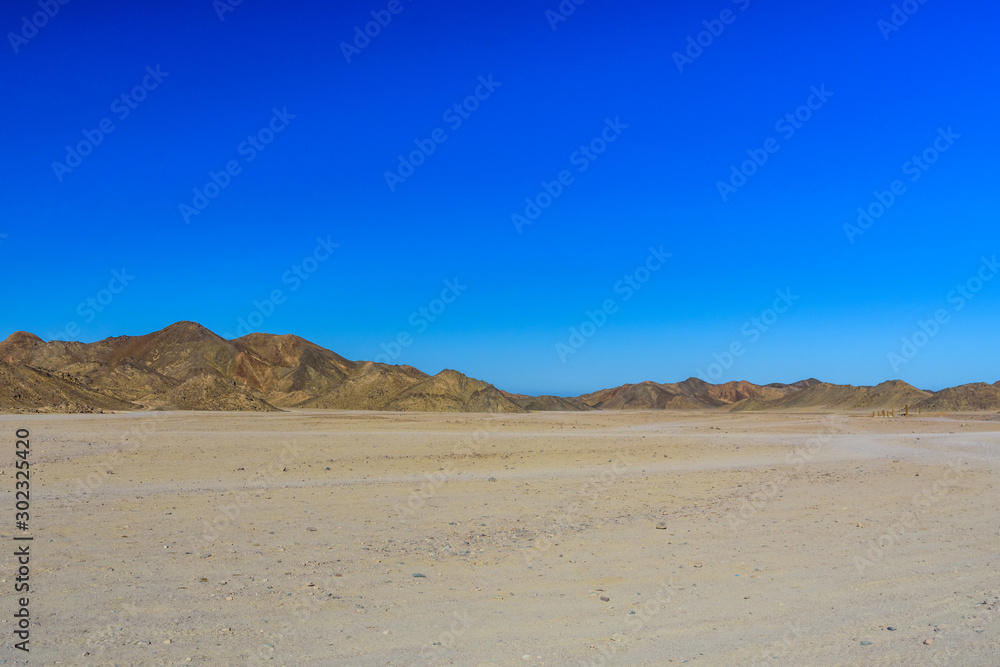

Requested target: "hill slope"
[{"left": 0, "top": 323, "right": 522, "bottom": 413}]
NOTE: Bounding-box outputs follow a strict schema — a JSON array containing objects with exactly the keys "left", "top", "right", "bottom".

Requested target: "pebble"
[
  {"left": 887, "top": 627, "right": 896, "bottom": 631},
  {"left": 412, "top": 573, "right": 426, "bottom": 578},
  {"left": 923, "top": 638, "right": 934, "bottom": 645},
  {"left": 861, "top": 641, "right": 873, "bottom": 646},
  {"left": 600, "top": 596, "right": 610, "bottom": 602}
]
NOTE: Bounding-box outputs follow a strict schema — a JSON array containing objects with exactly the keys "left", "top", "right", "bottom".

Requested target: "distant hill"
[
  {"left": 0, "top": 322, "right": 523, "bottom": 414},
  {"left": 503, "top": 392, "right": 593, "bottom": 412},
  {"left": 1, "top": 322, "right": 996, "bottom": 413},
  {"left": 915, "top": 382, "right": 1000, "bottom": 412},
  {"left": 572, "top": 377, "right": 995, "bottom": 413},
  {"left": 730, "top": 380, "right": 932, "bottom": 412}
]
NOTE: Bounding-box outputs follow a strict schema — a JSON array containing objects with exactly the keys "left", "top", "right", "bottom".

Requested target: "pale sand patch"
[{"left": 0, "top": 411, "right": 997, "bottom": 665}]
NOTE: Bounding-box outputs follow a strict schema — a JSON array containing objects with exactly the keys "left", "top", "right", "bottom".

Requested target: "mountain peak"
[
  {"left": 154, "top": 321, "right": 223, "bottom": 342},
  {"left": 2, "top": 331, "right": 43, "bottom": 346}
]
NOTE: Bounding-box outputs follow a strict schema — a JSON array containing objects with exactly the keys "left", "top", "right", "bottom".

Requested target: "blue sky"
[{"left": 1, "top": 0, "right": 998, "bottom": 396}]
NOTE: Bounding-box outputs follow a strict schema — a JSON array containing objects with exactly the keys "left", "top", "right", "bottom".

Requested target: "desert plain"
[{"left": 1, "top": 409, "right": 998, "bottom": 666}]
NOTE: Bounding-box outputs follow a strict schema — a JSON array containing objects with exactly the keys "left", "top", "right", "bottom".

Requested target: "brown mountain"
[
  {"left": 0, "top": 360, "right": 137, "bottom": 413},
  {"left": 730, "top": 379, "right": 932, "bottom": 412},
  {"left": 503, "top": 392, "right": 593, "bottom": 411},
  {"left": 2, "top": 323, "right": 997, "bottom": 413},
  {"left": 916, "top": 382, "right": 1000, "bottom": 412},
  {"left": 383, "top": 369, "right": 524, "bottom": 413},
  {"left": 570, "top": 377, "right": 963, "bottom": 413},
  {"left": 0, "top": 322, "right": 522, "bottom": 414},
  {"left": 576, "top": 377, "right": 799, "bottom": 410}
]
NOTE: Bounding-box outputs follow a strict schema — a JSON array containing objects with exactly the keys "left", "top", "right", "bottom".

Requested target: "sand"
[{"left": 0, "top": 410, "right": 997, "bottom": 665}]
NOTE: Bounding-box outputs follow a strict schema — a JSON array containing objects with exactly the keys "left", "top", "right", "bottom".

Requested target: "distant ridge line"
[{"left": 1, "top": 322, "right": 997, "bottom": 414}]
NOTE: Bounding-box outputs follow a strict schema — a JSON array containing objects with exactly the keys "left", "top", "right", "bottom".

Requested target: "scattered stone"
[
  {"left": 488, "top": 477, "right": 497, "bottom": 482},
  {"left": 861, "top": 640, "right": 872, "bottom": 646},
  {"left": 600, "top": 596, "right": 610, "bottom": 602},
  {"left": 887, "top": 626, "right": 896, "bottom": 631},
  {"left": 412, "top": 573, "right": 426, "bottom": 578},
  {"left": 924, "top": 638, "right": 934, "bottom": 645},
  {"left": 655, "top": 525, "right": 667, "bottom": 530}
]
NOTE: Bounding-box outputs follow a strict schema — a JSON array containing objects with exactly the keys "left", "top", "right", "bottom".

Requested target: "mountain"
[
  {"left": 730, "top": 380, "right": 932, "bottom": 412},
  {"left": 916, "top": 382, "right": 1000, "bottom": 412},
  {"left": 0, "top": 323, "right": 522, "bottom": 414},
  {"left": 569, "top": 377, "right": 998, "bottom": 413},
  {"left": 0, "top": 360, "right": 137, "bottom": 413},
  {"left": 2, "top": 323, "right": 997, "bottom": 413},
  {"left": 503, "top": 392, "right": 593, "bottom": 411},
  {"left": 383, "top": 369, "right": 524, "bottom": 413},
  {"left": 576, "top": 378, "right": 809, "bottom": 410}
]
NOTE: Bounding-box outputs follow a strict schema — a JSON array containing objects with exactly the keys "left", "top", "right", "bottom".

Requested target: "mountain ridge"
[{"left": 1, "top": 323, "right": 997, "bottom": 413}]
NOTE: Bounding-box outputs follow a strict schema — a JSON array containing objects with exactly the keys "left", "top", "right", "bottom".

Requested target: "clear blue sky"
[{"left": 1, "top": 0, "right": 998, "bottom": 396}]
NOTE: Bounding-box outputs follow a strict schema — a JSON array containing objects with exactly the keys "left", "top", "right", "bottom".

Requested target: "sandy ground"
[{"left": 0, "top": 410, "right": 997, "bottom": 666}]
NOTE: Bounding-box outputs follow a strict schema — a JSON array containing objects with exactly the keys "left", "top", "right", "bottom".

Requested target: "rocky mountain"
[
  {"left": 0, "top": 322, "right": 523, "bottom": 414},
  {"left": 503, "top": 392, "right": 593, "bottom": 412},
  {"left": 1, "top": 322, "right": 997, "bottom": 413},
  {"left": 915, "top": 382, "right": 1000, "bottom": 412},
  {"left": 571, "top": 377, "right": 995, "bottom": 413}
]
